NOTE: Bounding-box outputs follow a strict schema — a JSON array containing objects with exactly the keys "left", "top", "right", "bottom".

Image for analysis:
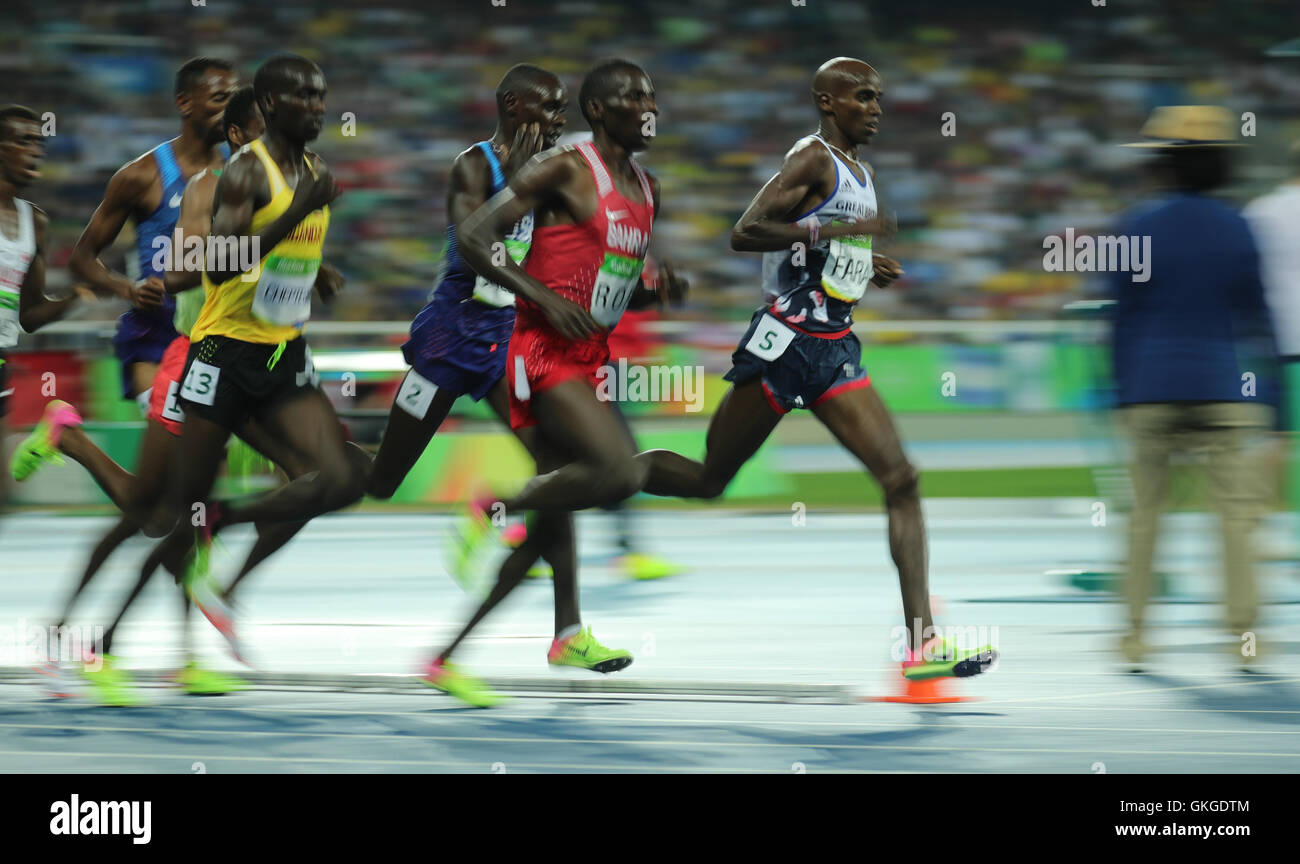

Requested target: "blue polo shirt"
[{"left": 1109, "top": 192, "right": 1277, "bottom": 405}]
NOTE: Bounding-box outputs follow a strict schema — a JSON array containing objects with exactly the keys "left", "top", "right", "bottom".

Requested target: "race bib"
[
  {"left": 471, "top": 277, "right": 516, "bottom": 308},
  {"left": 295, "top": 344, "right": 320, "bottom": 389},
  {"left": 744, "top": 314, "right": 797, "bottom": 361},
  {"left": 0, "top": 290, "right": 19, "bottom": 349},
  {"left": 179, "top": 359, "right": 220, "bottom": 406},
  {"left": 472, "top": 236, "right": 530, "bottom": 308},
  {"left": 590, "top": 252, "right": 641, "bottom": 328},
  {"left": 820, "top": 232, "right": 874, "bottom": 303},
  {"left": 395, "top": 369, "right": 437, "bottom": 419},
  {"left": 252, "top": 253, "right": 318, "bottom": 327},
  {"left": 161, "top": 379, "right": 186, "bottom": 423}
]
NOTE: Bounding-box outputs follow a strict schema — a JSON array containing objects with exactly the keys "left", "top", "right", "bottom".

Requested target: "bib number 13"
[{"left": 180, "top": 360, "right": 220, "bottom": 407}]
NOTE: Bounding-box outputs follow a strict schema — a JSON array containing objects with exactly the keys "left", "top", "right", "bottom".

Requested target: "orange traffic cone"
[{"left": 868, "top": 668, "right": 975, "bottom": 704}]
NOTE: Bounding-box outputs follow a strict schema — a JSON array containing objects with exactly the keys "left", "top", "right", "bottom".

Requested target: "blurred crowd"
[{"left": 9, "top": 0, "right": 1300, "bottom": 331}]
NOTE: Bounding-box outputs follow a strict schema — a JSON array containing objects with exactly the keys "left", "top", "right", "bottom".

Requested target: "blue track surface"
[{"left": 1, "top": 511, "right": 1298, "bottom": 773}]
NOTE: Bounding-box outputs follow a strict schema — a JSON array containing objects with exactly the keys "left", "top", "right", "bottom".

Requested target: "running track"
[{"left": 1, "top": 510, "right": 1297, "bottom": 773}]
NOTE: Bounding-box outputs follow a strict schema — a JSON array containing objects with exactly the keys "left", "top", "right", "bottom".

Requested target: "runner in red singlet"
[{"left": 420, "top": 59, "right": 686, "bottom": 706}]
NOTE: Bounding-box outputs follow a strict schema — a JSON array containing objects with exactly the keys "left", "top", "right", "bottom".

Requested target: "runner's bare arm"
[
  {"left": 164, "top": 171, "right": 218, "bottom": 294},
  {"left": 69, "top": 159, "right": 161, "bottom": 306},
  {"left": 206, "top": 151, "right": 340, "bottom": 284},
  {"left": 447, "top": 146, "right": 494, "bottom": 226},
  {"left": 732, "top": 143, "right": 889, "bottom": 252},
  {"left": 19, "top": 208, "right": 77, "bottom": 332},
  {"left": 460, "top": 151, "right": 600, "bottom": 339}
]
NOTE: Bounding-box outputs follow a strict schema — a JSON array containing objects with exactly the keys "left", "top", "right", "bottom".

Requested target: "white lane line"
[
  {"left": 0, "top": 750, "right": 919, "bottom": 773},
  {"left": 1, "top": 723, "right": 1298, "bottom": 756},
  {"left": 985, "top": 676, "right": 1300, "bottom": 704},
  {"left": 2, "top": 716, "right": 1296, "bottom": 737},
  {"left": 80, "top": 700, "right": 1300, "bottom": 719}
]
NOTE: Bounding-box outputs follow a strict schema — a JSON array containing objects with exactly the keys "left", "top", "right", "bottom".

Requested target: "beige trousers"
[{"left": 1122, "top": 402, "right": 1272, "bottom": 634}]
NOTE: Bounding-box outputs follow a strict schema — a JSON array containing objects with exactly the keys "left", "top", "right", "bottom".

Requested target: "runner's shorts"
[
  {"left": 401, "top": 302, "right": 507, "bottom": 404},
  {"left": 724, "top": 308, "right": 871, "bottom": 413},
  {"left": 178, "top": 334, "right": 319, "bottom": 430},
  {"left": 507, "top": 323, "right": 610, "bottom": 430},
  {"left": 113, "top": 307, "right": 179, "bottom": 398},
  {"left": 146, "top": 335, "right": 191, "bottom": 435}
]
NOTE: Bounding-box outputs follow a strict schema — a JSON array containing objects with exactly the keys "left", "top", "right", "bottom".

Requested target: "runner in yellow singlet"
[{"left": 152, "top": 55, "right": 367, "bottom": 605}]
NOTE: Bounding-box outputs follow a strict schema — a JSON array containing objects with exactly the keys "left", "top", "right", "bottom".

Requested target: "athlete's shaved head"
[
  {"left": 496, "top": 64, "right": 560, "bottom": 111},
  {"left": 812, "top": 57, "right": 880, "bottom": 101},
  {"left": 811, "top": 57, "right": 883, "bottom": 147},
  {"left": 579, "top": 58, "right": 646, "bottom": 125},
  {"left": 253, "top": 54, "right": 326, "bottom": 142},
  {"left": 254, "top": 54, "right": 320, "bottom": 104}
]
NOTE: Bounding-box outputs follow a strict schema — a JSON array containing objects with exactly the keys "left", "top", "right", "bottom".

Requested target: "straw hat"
[{"left": 1121, "top": 105, "right": 1243, "bottom": 148}]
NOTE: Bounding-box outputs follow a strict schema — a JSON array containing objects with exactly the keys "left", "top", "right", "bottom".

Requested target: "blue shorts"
[
  {"left": 724, "top": 308, "right": 871, "bottom": 413},
  {"left": 401, "top": 303, "right": 508, "bottom": 403},
  {"left": 113, "top": 308, "right": 179, "bottom": 398}
]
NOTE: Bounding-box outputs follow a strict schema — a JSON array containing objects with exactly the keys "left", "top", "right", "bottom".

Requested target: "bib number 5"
[{"left": 744, "top": 314, "right": 797, "bottom": 362}]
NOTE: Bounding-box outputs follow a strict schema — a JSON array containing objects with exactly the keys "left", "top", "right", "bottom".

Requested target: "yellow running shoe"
[
  {"left": 10, "top": 400, "right": 81, "bottom": 481},
  {"left": 81, "top": 654, "right": 144, "bottom": 707},
  {"left": 175, "top": 661, "right": 246, "bottom": 695},
  {"left": 547, "top": 626, "right": 633, "bottom": 674},
  {"left": 420, "top": 657, "right": 504, "bottom": 708}
]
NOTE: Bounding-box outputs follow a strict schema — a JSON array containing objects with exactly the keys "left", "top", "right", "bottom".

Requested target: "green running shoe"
[
  {"left": 175, "top": 661, "right": 246, "bottom": 695},
  {"left": 10, "top": 400, "right": 81, "bottom": 481},
  {"left": 420, "top": 657, "right": 504, "bottom": 708},
  {"left": 547, "top": 626, "right": 633, "bottom": 674},
  {"left": 81, "top": 655, "right": 144, "bottom": 706},
  {"left": 619, "top": 552, "right": 681, "bottom": 581},
  {"left": 446, "top": 494, "right": 500, "bottom": 595},
  {"left": 902, "top": 636, "right": 997, "bottom": 681},
  {"left": 525, "top": 563, "right": 554, "bottom": 579}
]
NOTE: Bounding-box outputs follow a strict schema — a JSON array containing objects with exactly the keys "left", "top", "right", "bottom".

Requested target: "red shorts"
[
  {"left": 507, "top": 324, "right": 610, "bottom": 429},
  {"left": 147, "top": 335, "right": 191, "bottom": 435}
]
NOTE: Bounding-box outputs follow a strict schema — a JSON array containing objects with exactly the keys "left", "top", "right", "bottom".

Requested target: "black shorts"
[
  {"left": 178, "top": 335, "right": 319, "bottom": 430},
  {"left": 724, "top": 309, "right": 871, "bottom": 413}
]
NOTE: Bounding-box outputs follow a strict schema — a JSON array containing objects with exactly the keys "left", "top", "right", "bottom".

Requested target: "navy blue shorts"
[
  {"left": 724, "top": 309, "right": 871, "bottom": 413},
  {"left": 401, "top": 304, "right": 507, "bottom": 403},
  {"left": 113, "top": 308, "right": 179, "bottom": 398}
]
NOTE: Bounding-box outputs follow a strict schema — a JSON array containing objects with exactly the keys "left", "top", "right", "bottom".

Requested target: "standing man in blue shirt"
[{"left": 1111, "top": 106, "right": 1276, "bottom": 669}]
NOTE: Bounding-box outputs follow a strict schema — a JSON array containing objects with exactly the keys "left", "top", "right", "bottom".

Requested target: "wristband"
[{"left": 797, "top": 215, "right": 820, "bottom": 247}]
